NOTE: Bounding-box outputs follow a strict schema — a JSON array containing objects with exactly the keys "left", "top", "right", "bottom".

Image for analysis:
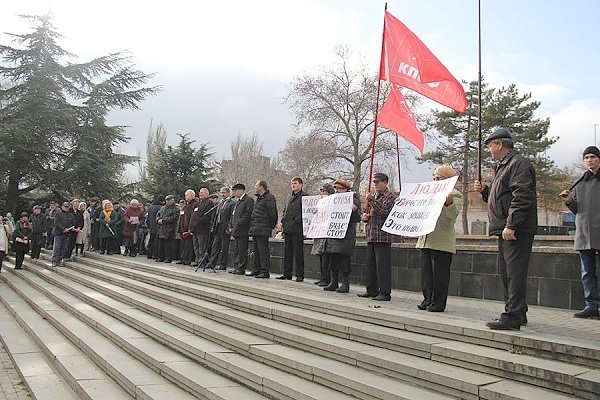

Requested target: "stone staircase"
[{"left": 0, "top": 251, "right": 598, "bottom": 400}]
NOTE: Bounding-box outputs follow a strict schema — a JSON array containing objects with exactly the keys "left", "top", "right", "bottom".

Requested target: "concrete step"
[
  {"left": 0, "top": 299, "right": 81, "bottom": 400},
  {"left": 0, "top": 278, "right": 133, "bottom": 400},
  {"left": 1, "top": 265, "right": 265, "bottom": 400},
  {"left": 53, "top": 253, "right": 599, "bottom": 399},
  {"left": 22, "top": 260, "right": 457, "bottom": 400},
  {"left": 78, "top": 251, "right": 600, "bottom": 370}
]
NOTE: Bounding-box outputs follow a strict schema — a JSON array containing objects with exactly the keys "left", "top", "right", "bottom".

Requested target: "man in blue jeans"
[
  {"left": 51, "top": 201, "right": 75, "bottom": 267},
  {"left": 560, "top": 145, "right": 600, "bottom": 319}
]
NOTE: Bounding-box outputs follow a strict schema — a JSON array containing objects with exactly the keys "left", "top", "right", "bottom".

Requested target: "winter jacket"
[
  {"left": 230, "top": 194, "right": 254, "bottom": 237},
  {"left": 157, "top": 204, "right": 180, "bottom": 239},
  {"left": 565, "top": 170, "right": 600, "bottom": 251},
  {"left": 178, "top": 198, "right": 199, "bottom": 233},
  {"left": 53, "top": 209, "right": 76, "bottom": 237},
  {"left": 213, "top": 198, "right": 234, "bottom": 235},
  {"left": 0, "top": 223, "right": 10, "bottom": 253},
  {"left": 30, "top": 213, "right": 48, "bottom": 234},
  {"left": 323, "top": 192, "right": 362, "bottom": 257},
  {"left": 189, "top": 199, "right": 212, "bottom": 234},
  {"left": 281, "top": 190, "right": 308, "bottom": 234},
  {"left": 481, "top": 151, "right": 537, "bottom": 236},
  {"left": 147, "top": 204, "right": 162, "bottom": 235},
  {"left": 12, "top": 221, "right": 33, "bottom": 250},
  {"left": 249, "top": 190, "right": 278, "bottom": 237},
  {"left": 98, "top": 211, "right": 118, "bottom": 239},
  {"left": 416, "top": 189, "right": 462, "bottom": 254},
  {"left": 123, "top": 206, "right": 146, "bottom": 237}
]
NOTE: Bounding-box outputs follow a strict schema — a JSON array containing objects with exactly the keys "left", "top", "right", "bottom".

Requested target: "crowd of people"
[{"left": 1, "top": 128, "right": 599, "bottom": 330}]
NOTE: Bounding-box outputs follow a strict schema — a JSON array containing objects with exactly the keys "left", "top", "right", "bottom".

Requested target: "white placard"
[
  {"left": 301, "top": 195, "right": 323, "bottom": 236},
  {"left": 383, "top": 176, "right": 458, "bottom": 237},
  {"left": 305, "top": 192, "right": 354, "bottom": 239}
]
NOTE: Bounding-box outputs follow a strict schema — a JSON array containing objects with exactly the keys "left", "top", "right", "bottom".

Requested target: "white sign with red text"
[
  {"left": 305, "top": 192, "right": 354, "bottom": 239},
  {"left": 382, "top": 176, "right": 458, "bottom": 237}
]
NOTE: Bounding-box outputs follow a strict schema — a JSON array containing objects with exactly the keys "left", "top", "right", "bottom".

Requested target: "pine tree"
[
  {"left": 0, "top": 15, "right": 158, "bottom": 213},
  {"left": 421, "top": 79, "right": 556, "bottom": 233}
]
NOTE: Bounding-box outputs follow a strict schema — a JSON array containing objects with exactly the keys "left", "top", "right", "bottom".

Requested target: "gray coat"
[
  {"left": 157, "top": 204, "right": 180, "bottom": 239},
  {"left": 323, "top": 193, "right": 362, "bottom": 257},
  {"left": 566, "top": 171, "right": 600, "bottom": 251}
]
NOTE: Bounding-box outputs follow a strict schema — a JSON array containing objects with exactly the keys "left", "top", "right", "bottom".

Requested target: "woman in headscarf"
[
  {"left": 12, "top": 212, "right": 33, "bottom": 269},
  {"left": 416, "top": 165, "right": 462, "bottom": 312},
  {"left": 322, "top": 179, "right": 362, "bottom": 293},
  {"left": 123, "top": 199, "right": 146, "bottom": 257},
  {"left": 98, "top": 200, "right": 118, "bottom": 255}
]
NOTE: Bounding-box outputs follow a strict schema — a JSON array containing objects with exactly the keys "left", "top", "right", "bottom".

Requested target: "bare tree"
[{"left": 285, "top": 45, "right": 416, "bottom": 192}]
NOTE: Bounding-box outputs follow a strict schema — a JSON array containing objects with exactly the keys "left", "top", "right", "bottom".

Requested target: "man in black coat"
[
  {"left": 277, "top": 177, "right": 308, "bottom": 282},
  {"left": 52, "top": 201, "right": 76, "bottom": 267},
  {"left": 228, "top": 183, "right": 254, "bottom": 275},
  {"left": 207, "top": 187, "right": 234, "bottom": 270},
  {"left": 474, "top": 128, "right": 537, "bottom": 330},
  {"left": 156, "top": 195, "right": 180, "bottom": 263},
  {"left": 248, "top": 180, "right": 278, "bottom": 278},
  {"left": 189, "top": 188, "right": 212, "bottom": 267},
  {"left": 146, "top": 195, "right": 165, "bottom": 260},
  {"left": 30, "top": 205, "right": 47, "bottom": 259},
  {"left": 177, "top": 189, "right": 199, "bottom": 265}
]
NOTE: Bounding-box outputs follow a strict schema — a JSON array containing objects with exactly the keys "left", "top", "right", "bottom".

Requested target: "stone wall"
[{"left": 263, "top": 239, "right": 586, "bottom": 310}]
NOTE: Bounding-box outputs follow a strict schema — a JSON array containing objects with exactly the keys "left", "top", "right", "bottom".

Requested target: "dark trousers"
[
  {"left": 319, "top": 254, "right": 332, "bottom": 283},
  {"left": 420, "top": 248, "right": 453, "bottom": 309},
  {"left": 208, "top": 234, "right": 230, "bottom": 267},
  {"left": 158, "top": 237, "right": 175, "bottom": 261},
  {"left": 193, "top": 233, "right": 210, "bottom": 263},
  {"left": 252, "top": 235, "right": 270, "bottom": 274},
  {"left": 14, "top": 243, "right": 28, "bottom": 268},
  {"left": 330, "top": 253, "right": 350, "bottom": 284},
  {"left": 91, "top": 223, "right": 100, "bottom": 250},
  {"left": 100, "top": 237, "right": 115, "bottom": 253},
  {"left": 31, "top": 233, "right": 44, "bottom": 259},
  {"left": 498, "top": 234, "right": 534, "bottom": 324},
  {"left": 52, "top": 235, "right": 69, "bottom": 264},
  {"left": 65, "top": 231, "right": 77, "bottom": 258},
  {"left": 579, "top": 249, "right": 599, "bottom": 310},
  {"left": 233, "top": 235, "right": 249, "bottom": 272},
  {"left": 180, "top": 236, "right": 194, "bottom": 263},
  {"left": 46, "top": 226, "right": 54, "bottom": 248},
  {"left": 147, "top": 233, "right": 158, "bottom": 259},
  {"left": 283, "top": 232, "right": 304, "bottom": 278},
  {"left": 365, "top": 242, "right": 392, "bottom": 295},
  {"left": 0, "top": 250, "right": 5, "bottom": 270}
]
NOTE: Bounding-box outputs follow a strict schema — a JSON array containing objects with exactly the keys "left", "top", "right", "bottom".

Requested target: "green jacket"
[
  {"left": 98, "top": 211, "right": 118, "bottom": 239},
  {"left": 416, "top": 189, "right": 462, "bottom": 254}
]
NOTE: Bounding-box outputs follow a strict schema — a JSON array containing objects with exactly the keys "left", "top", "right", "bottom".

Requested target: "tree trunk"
[{"left": 6, "top": 169, "right": 20, "bottom": 216}]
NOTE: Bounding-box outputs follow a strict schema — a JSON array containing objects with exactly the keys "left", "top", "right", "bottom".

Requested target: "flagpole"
[
  {"left": 395, "top": 132, "right": 402, "bottom": 191},
  {"left": 367, "top": 2, "right": 387, "bottom": 194},
  {"left": 477, "top": 0, "right": 483, "bottom": 182}
]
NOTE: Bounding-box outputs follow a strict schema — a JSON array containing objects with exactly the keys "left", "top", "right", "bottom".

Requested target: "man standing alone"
[
  {"left": 277, "top": 177, "right": 307, "bottom": 282},
  {"left": 560, "top": 146, "right": 600, "bottom": 319},
  {"left": 474, "top": 128, "right": 537, "bottom": 330}
]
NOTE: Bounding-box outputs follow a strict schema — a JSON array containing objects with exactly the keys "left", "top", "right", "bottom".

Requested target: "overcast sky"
[{"left": 2, "top": 0, "right": 599, "bottom": 182}]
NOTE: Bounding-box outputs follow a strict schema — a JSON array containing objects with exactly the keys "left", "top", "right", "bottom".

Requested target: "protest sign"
[
  {"left": 382, "top": 176, "right": 458, "bottom": 237},
  {"left": 305, "top": 192, "right": 354, "bottom": 239},
  {"left": 302, "top": 195, "right": 323, "bottom": 236}
]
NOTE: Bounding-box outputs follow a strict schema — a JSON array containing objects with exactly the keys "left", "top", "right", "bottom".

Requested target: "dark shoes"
[
  {"left": 317, "top": 281, "right": 330, "bottom": 287},
  {"left": 486, "top": 319, "right": 520, "bottom": 331},
  {"left": 255, "top": 273, "right": 270, "bottom": 279},
  {"left": 336, "top": 283, "right": 349, "bottom": 293},
  {"left": 417, "top": 300, "right": 431, "bottom": 310},
  {"left": 229, "top": 269, "right": 245, "bottom": 275},
  {"left": 373, "top": 294, "right": 391, "bottom": 301},
  {"left": 323, "top": 283, "right": 338, "bottom": 291},
  {"left": 574, "top": 308, "right": 599, "bottom": 319},
  {"left": 245, "top": 271, "right": 259, "bottom": 277},
  {"left": 357, "top": 292, "right": 378, "bottom": 298},
  {"left": 276, "top": 275, "right": 292, "bottom": 280},
  {"left": 427, "top": 304, "right": 445, "bottom": 312},
  {"left": 294, "top": 277, "right": 304, "bottom": 282}
]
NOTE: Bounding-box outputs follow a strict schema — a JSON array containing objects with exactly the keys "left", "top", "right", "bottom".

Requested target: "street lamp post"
[{"left": 595, "top": 124, "right": 599, "bottom": 147}]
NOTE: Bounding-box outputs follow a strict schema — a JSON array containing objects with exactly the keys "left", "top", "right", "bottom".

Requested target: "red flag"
[
  {"left": 378, "top": 85, "right": 424, "bottom": 153},
  {"left": 380, "top": 11, "right": 467, "bottom": 113}
]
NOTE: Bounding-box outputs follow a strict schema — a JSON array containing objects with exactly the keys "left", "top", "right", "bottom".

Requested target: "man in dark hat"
[
  {"left": 358, "top": 172, "right": 397, "bottom": 301},
  {"left": 52, "top": 201, "right": 76, "bottom": 267},
  {"left": 560, "top": 145, "right": 600, "bottom": 319},
  {"left": 474, "top": 128, "right": 537, "bottom": 330},
  {"left": 228, "top": 183, "right": 254, "bottom": 275},
  {"left": 30, "top": 205, "right": 47, "bottom": 259},
  {"left": 12, "top": 212, "right": 32, "bottom": 269}
]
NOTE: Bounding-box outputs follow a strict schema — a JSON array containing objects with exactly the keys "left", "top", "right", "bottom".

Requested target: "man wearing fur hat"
[
  {"left": 560, "top": 145, "right": 600, "bottom": 319},
  {"left": 474, "top": 128, "right": 537, "bottom": 330}
]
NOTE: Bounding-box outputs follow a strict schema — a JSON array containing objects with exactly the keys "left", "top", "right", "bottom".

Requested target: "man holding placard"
[{"left": 358, "top": 173, "right": 396, "bottom": 301}]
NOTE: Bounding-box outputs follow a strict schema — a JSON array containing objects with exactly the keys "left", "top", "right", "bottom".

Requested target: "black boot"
[
  {"left": 323, "top": 268, "right": 339, "bottom": 291},
  {"left": 336, "top": 264, "right": 350, "bottom": 293}
]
